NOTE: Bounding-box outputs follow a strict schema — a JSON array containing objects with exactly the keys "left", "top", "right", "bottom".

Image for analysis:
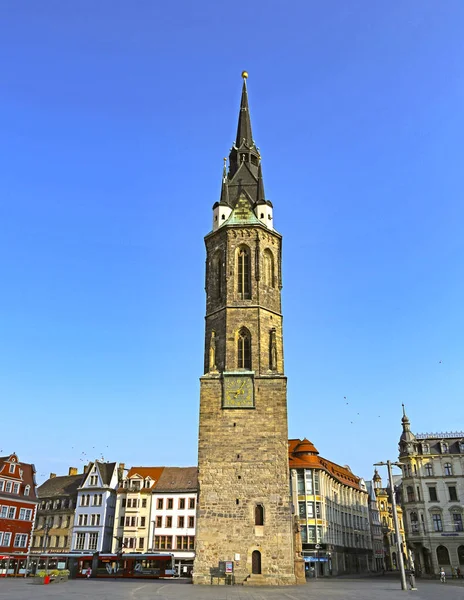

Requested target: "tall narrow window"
[
  {"left": 263, "top": 249, "right": 274, "bottom": 288},
  {"left": 212, "top": 251, "right": 223, "bottom": 300},
  {"left": 237, "top": 328, "right": 251, "bottom": 369},
  {"left": 237, "top": 246, "right": 251, "bottom": 299},
  {"left": 255, "top": 504, "right": 264, "bottom": 526},
  {"left": 444, "top": 463, "right": 453, "bottom": 476}
]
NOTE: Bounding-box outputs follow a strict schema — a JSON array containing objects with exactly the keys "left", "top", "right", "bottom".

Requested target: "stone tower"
[{"left": 193, "top": 73, "right": 296, "bottom": 586}]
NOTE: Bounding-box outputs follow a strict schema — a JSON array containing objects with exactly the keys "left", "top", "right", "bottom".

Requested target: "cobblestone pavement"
[{"left": 1, "top": 577, "right": 464, "bottom": 600}]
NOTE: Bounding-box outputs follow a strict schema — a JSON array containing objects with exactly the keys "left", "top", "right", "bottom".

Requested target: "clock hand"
[{"left": 234, "top": 381, "right": 245, "bottom": 398}]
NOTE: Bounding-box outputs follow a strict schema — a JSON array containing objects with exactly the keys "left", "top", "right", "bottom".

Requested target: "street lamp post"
[{"left": 373, "top": 461, "right": 409, "bottom": 592}]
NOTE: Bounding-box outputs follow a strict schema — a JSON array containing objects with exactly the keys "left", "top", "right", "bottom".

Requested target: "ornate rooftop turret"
[{"left": 399, "top": 404, "right": 417, "bottom": 457}]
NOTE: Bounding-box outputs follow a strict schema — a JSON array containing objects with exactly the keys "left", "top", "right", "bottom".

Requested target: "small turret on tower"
[
  {"left": 373, "top": 468, "right": 382, "bottom": 489},
  {"left": 399, "top": 404, "right": 417, "bottom": 457}
]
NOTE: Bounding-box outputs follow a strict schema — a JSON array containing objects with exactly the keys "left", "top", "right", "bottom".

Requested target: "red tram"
[{"left": 0, "top": 552, "right": 175, "bottom": 578}]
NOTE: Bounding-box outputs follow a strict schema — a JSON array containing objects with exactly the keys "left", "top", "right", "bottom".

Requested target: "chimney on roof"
[
  {"left": 50, "top": 473, "right": 56, "bottom": 479},
  {"left": 83, "top": 463, "right": 91, "bottom": 474},
  {"left": 69, "top": 467, "right": 78, "bottom": 476}
]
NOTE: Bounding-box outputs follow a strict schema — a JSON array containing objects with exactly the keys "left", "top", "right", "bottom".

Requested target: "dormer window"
[
  {"left": 441, "top": 442, "right": 449, "bottom": 454},
  {"left": 222, "top": 214, "right": 225, "bottom": 220},
  {"left": 422, "top": 443, "right": 429, "bottom": 454},
  {"left": 24, "top": 485, "right": 30, "bottom": 496},
  {"left": 9, "top": 464, "right": 15, "bottom": 474},
  {"left": 250, "top": 155, "right": 258, "bottom": 166},
  {"left": 460, "top": 441, "right": 464, "bottom": 454},
  {"left": 260, "top": 213, "right": 264, "bottom": 219}
]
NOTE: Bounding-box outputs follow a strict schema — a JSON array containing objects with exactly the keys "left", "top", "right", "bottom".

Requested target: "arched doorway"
[
  {"left": 436, "top": 545, "right": 450, "bottom": 565},
  {"left": 458, "top": 545, "right": 464, "bottom": 566},
  {"left": 252, "top": 550, "right": 261, "bottom": 575}
]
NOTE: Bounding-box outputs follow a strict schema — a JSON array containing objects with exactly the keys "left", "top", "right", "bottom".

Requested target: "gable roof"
[
  {"left": 97, "top": 461, "right": 117, "bottom": 486},
  {"left": 153, "top": 467, "right": 197, "bottom": 492},
  {"left": 126, "top": 466, "right": 165, "bottom": 483},
  {"left": 0, "top": 454, "right": 38, "bottom": 499},
  {"left": 38, "top": 474, "right": 84, "bottom": 498}
]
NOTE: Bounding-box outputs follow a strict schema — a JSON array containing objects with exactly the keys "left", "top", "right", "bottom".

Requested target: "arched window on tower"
[
  {"left": 212, "top": 251, "right": 223, "bottom": 300},
  {"left": 263, "top": 249, "right": 275, "bottom": 288},
  {"left": 237, "top": 246, "right": 251, "bottom": 299},
  {"left": 237, "top": 328, "right": 251, "bottom": 370},
  {"left": 255, "top": 504, "right": 264, "bottom": 526}
]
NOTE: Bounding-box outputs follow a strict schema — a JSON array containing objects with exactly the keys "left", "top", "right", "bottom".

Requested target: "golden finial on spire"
[
  {"left": 241, "top": 70, "right": 248, "bottom": 80},
  {"left": 223, "top": 157, "right": 227, "bottom": 166}
]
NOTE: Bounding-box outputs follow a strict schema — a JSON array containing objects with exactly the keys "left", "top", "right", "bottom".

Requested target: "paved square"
[{"left": 0, "top": 577, "right": 463, "bottom": 600}]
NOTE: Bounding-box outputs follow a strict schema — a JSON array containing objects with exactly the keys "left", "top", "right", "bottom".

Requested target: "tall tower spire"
[
  {"left": 235, "top": 72, "right": 253, "bottom": 147},
  {"left": 212, "top": 73, "right": 274, "bottom": 232}
]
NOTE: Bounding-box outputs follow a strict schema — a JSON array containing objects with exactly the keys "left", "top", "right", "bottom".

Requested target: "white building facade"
[
  {"left": 150, "top": 467, "right": 197, "bottom": 576},
  {"left": 71, "top": 461, "right": 120, "bottom": 553},
  {"left": 398, "top": 407, "right": 464, "bottom": 576}
]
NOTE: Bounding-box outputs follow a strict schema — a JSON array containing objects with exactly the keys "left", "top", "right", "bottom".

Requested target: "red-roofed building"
[
  {"left": 0, "top": 453, "right": 38, "bottom": 574},
  {"left": 289, "top": 439, "right": 372, "bottom": 577}
]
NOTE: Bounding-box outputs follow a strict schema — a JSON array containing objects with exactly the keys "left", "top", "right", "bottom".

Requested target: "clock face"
[{"left": 223, "top": 376, "right": 254, "bottom": 408}]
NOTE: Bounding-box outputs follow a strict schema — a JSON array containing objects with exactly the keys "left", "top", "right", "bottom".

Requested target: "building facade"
[
  {"left": 194, "top": 73, "right": 299, "bottom": 585},
  {"left": 33, "top": 467, "right": 82, "bottom": 552},
  {"left": 113, "top": 466, "right": 164, "bottom": 553},
  {"left": 372, "top": 469, "right": 407, "bottom": 571},
  {"left": 365, "top": 480, "right": 384, "bottom": 571},
  {"left": 0, "top": 453, "right": 38, "bottom": 561},
  {"left": 151, "top": 467, "right": 197, "bottom": 576},
  {"left": 289, "top": 439, "right": 372, "bottom": 577},
  {"left": 71, "top": 461, "right": 120, "bottom": 553},
  {"left": 398, "top": 407, "right": 464, "bottom": 576}
]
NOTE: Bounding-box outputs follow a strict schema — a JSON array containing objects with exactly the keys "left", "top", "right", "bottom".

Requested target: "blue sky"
[{"left": 1, "top": 2, "right": 463, "bottom": 484}]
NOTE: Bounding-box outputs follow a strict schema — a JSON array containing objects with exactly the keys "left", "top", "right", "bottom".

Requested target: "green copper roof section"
[{"left": 223, "top": 195, "right": 261, "bottom": 226}]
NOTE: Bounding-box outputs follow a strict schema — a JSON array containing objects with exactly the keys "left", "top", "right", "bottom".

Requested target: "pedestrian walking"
[
  {"left": 440, "top": 567, "right": 446, "bottom": 583},
  {"left": 86, "top": 567, "right": 92, "bottom": 579}
]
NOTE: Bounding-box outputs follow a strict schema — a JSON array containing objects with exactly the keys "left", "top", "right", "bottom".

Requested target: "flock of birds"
[{"left": 342, "top": 360, "right": 442, "bottom": 425}]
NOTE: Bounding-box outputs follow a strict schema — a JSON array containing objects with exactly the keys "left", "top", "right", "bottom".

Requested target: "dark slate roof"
[
  {"left": 235, "top": 79, "right": 253, "bottom": 147},
  {"left": 38, "top": 474, "right": 84, "bottom": 498},
  {"left": 97, "top": 461, "right": 117, "bottom": 486},
  {"left": 154, "top": 467, "right": 197, "bottom": 492}
]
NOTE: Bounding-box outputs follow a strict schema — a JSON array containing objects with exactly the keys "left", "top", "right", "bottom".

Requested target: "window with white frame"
[
  {"left": 24, "top": 485, "right": 30, "bottom": 496},
  {"left": 5, "top": 481, "right": 12, "bottom": 493},
  {"left": 75, "top": 533, "right": 86, "bottom": 550},
  {"left": 8, "top": 507, "right": 15, "bottom": 519},
  {"left": 0, "top": 480, "right": 3, "bottom": 491},
  {"left": 0, "top": 506, "right": 7, "bottom": 518},
  {"left": 19, "top": 508, "right": 27, "bottom": 520},
  {"left": 9, "top": 464, "right": 15, "bottom": 473},
  {"left": 2, "top": 532, "right": 12, "bottom": 546},
  {"left": 13, "top": 483, "right": 20, "bottom": 494},
  {"left": 88, "top": 532, "right": 98, "bottom": 550},
  {"left": 0, "top": 533, "right": 3, "bottom": 546},
  {"left": 14, "top": 534, "right": 28, "bottom": 548}
]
